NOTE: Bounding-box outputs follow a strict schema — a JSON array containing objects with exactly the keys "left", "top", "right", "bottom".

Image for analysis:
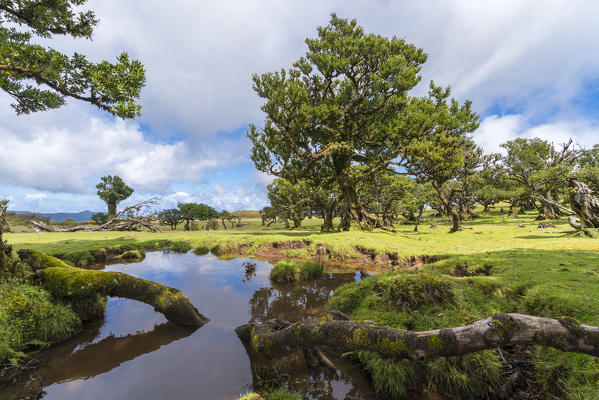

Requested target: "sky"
[{"left": 2, "top": 0, "right": 599, "bottom": 213}]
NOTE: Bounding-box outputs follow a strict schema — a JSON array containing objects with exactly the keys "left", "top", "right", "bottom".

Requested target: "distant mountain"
[{"left": 9, "top": 210, "right": 100, "bottom": 222}]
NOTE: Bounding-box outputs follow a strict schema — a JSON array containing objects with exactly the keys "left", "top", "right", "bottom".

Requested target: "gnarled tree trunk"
[
  {"left": 236, "top": 311, "right": 599, "bottom": 362},
  {"left": 569, "top": 179, "right": 599, "bottom": 229},
  {"left": 19, "top": 250, "right": 208, "bottom": 327}
]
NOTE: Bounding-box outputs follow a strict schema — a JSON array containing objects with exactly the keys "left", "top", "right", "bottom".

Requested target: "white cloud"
[
  {"left": 475, "top": 114, "right": 599, "bottom": 154},
  {"left": 0, "top": 118, "right": 246, "bottom": 193},
  {"left": 25, "top": 193, "right": 47, "bottom": 200}
]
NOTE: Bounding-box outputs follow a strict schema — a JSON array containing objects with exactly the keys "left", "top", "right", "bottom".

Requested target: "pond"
[{"left": 4, "top": 251, "right": 379, "bottom": 400}]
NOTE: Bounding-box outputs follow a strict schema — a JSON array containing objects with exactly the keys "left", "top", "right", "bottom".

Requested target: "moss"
[{"left": 351, "top": 327, "right": 371, "bottom": 347}]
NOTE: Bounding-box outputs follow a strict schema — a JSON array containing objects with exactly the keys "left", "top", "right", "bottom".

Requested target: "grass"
[
  {"left": 0, "top": 280, "right": 81, "bottom": 365},
  {"left": 3, "top": 208, "right": 599, "bottom": 397},
  {"left": 269, "top": 260, "right": 324, "bottom": 283}
]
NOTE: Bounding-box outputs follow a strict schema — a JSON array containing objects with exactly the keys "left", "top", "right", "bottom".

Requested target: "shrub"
[
  {"left": 170, "top": 241, "right": 191, "bottom": 253},
  {"left": 269, "top": 260, "right": 324, "bottom": 283},
  {"left": 372, "top": 273, "right": 454, "bottom": 311},
  {"left": 194, "top": 246, "right": 210, "bottom": 256}
]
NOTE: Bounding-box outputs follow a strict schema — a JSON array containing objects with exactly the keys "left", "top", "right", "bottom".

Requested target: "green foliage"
[
  {"left": 372, "top": 272, "right": 454, "bottom": 311},
  {"left": 0, "top": 1, "right": 145, "bottom": 117},
  {"left": 269, "top": 260, "right": 323, "bottom": 283},
  {"left": 91, "top": 212, "right": 108, "bottom": 225},
  {"left": 159, "top": 208, "right": 183, "bottom": 230},
  {"left": 177, "top": 202, "right": 219, "bottom": 231},
  {"left": 96, "top": 175, "right": 134, "bottom": 217},
  {"left": 0, "top": 282, "right": 81, "bottom": 364},
  {"left": 248, "top": 14, "right": 431, "bottom": 228}
]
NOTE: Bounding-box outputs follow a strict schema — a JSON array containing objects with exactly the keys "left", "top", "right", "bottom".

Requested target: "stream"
[{"left": 3, "top": 251, "right": 379, "bottom": 400}]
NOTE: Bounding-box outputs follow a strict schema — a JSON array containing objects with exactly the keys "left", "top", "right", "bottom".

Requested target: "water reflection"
[{"left": 2, "top": 251, "right": 377, "bottom": 400}]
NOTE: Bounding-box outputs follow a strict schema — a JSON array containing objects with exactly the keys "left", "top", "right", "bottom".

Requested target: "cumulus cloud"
[{"left": 0, "top": 118, "right": 246, "bottom": 193}]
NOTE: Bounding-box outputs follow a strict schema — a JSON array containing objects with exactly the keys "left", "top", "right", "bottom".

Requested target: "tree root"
[{"left": 236, "top": 311, "right": 599, "bottom": 361}]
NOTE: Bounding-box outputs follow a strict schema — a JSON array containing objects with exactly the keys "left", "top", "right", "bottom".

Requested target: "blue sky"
[{"left": 2, "top": 0, "right": 599, "bottom": 213}]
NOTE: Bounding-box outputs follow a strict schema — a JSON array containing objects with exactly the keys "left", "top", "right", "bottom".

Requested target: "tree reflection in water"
[{"left": 248, "top": 273, "right": 356, "bottom": 323}]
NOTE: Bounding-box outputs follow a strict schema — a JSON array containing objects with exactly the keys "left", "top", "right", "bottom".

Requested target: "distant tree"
[
  {"left": 91, "top": 212, "right": 108, "bottom": 225},
  {"left": 177, "top": 203, "right": 218, "bottom": 231},
  {"left": 159, "top": 209, "right": 183, "bottom": 230},
  {"left": 260, "top": 206, "right": 278, "bottom": 226},
  {"left": 96, "top": 175, "right": 134, "bottom": 218},
  {"left": 64, "top": 218, "right": 74, "bottom": 224},
  {"left": 398, "top": 181, "right": 437, "bottom": 232},
  {"left": 267, "top": 178, "right": 310, "bottom": 229},
  {"left": 578, "top": 144, "right": 599, "bottom": 193},
  {"left": 0, "top": 0, "right": 145, "bottom": 117},
  {"left": 501, "top": 138, "right": 578, "bottom": 219},
  {"left": 249, "top": 14, "right": 428, "bottom": 230}
]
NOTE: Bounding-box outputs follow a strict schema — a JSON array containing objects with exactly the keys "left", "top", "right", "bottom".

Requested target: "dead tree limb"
[
  {"left": 236, "top": 311, "right": 599, "bottom": 362},
  {"left": 28, "top": 199, "right": 161, "bottom": 233}
]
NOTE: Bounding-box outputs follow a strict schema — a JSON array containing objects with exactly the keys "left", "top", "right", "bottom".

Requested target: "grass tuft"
[{"left": 269, "top": 260, "right": 323, "bottom": 283}]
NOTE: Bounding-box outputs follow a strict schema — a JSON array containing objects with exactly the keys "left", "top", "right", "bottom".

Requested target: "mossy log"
[
  {"left": 19, "top": 249, "right": 208, "bottom": 327},
  {"left": 236, "top": 311, "right": 599, "bottom": 361}
]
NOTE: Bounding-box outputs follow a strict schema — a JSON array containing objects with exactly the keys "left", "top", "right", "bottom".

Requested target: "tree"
[
  {"left": 0, "top": 0, "right": 145, "bottom": 117},
  {"left": 159, "top": 209, "right": 183, "bottom": 230},
  {"left": 501, "top": 138, "right": 578, "bottom": 219},
  {"left": 96, "top": 175, "right": 134, "bottom": 218},
  {"left": 177, "top": 203, "right": 218, "bottom": 231},
  {"left": 249, "top": 14, "right": 428, "bottom": 230},
  {"left": 578, "top": 144, "right": 599, "bottom": 193},
  {"left": 398, "top": 181, "right": 436, "bottom": 232},
  {"left": 406, "top": 84, "right": 480, "bottom": 231},
  {"left": 267, "top": 178, "right": 310, "bottom": 229},
  {"left": 91, "top": 212, "right": 108, "bottom": 225}
]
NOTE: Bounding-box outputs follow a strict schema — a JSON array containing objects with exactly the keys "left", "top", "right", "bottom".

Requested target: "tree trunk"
[
  {"left": 107, "top": 201, "right": 117, "bottom": 218},
  {"left": 236, "top": 311, "right": 599, "bottom": 362},
  {"left": 321, "top": 207, "right": 334, "bottom": 231},
  {"left": 413, "top": 205, "right": 424, "bottom": 232},
  {"left": 221, "top": 218, "right": 227, "bottom": 230},
  {"left": 569, "top": 179, "right": 599, "bottom": 229},
  {"left": 19, "top": 250, "right": 208, "bottom": 327}
]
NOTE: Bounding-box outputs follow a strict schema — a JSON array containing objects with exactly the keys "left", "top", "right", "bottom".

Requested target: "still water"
[{"left": 6, "top": 251, "right": 379, "bottom": 400}]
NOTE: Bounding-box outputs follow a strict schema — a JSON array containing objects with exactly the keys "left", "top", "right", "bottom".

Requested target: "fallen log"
[
  {"left": 236, "top": 311, "right": 599, "bottom": 361},
  {"left": 19, "top": 249, "right": 208, "bottom": 327},
  {"left": 28, "top": 199, "right": 161, "bottom": 233}
]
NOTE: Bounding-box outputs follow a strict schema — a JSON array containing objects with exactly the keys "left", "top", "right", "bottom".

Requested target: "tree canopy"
[
  {"left": 0, "top": 0, "right": 145, "bottom": 117},
  {"left": 249, "top": 14, "right": 478, "bottom": 230},
  {"left": 96, "top": 175, "right": 134, "bottom": 218}
]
